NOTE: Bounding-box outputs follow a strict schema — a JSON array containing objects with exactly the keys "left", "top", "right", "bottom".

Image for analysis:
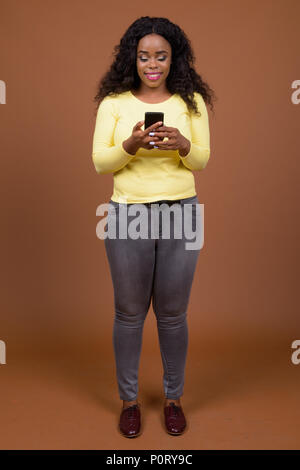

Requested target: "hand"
[
  {"left": 129, "top": 120, "right": 164, "bottom": 151},
  {"left": 148, "top": 125, "right": 191, "bottom": 155}
]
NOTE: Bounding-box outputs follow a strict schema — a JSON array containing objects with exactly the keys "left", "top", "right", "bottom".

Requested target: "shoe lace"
[
  {"left": 126, "top": 404, "right": 138, "bottom": 419},
  {"left": 170, "top": 402, "right": 180, "bottom": 416}
]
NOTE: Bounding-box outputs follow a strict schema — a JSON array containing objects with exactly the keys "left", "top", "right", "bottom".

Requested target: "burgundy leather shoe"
[
  {"left": 164, "top": 402, "right": 187, "bottom": 435},
  {"left": 119, "top": 404, "right": 141, "bottom": 438}
]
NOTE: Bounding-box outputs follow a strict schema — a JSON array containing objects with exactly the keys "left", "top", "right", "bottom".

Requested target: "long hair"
[{"left": 93, "top": 16, "right": 217, "bottom": 117}]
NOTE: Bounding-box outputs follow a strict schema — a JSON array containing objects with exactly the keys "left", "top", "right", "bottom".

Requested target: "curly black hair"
[{"left": 93, "top": 16, "right": 217, "bottom": 117}]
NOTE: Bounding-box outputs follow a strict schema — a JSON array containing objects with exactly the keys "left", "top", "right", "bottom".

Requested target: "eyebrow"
[{"left": 137, "top": 50, "right": 168, "bottom": 54}]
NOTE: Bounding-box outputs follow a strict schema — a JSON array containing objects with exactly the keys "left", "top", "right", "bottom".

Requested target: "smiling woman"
[
  {"left": 93, "top": 17, "right": 216, "bottom": 115},
  {"left": 136, "top": 36, "right": 171, "bottom": 92},
  {"left": 91, "top": 15, "right": 216, "bottom": 439}
]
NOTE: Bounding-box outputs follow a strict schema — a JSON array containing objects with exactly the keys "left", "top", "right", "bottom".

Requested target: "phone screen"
[
  {"left": 144, "top": 112, "right": 164, "bottom": 141},
  {"left": 144, "top": 112, "right": 164, "bottom": 130}
]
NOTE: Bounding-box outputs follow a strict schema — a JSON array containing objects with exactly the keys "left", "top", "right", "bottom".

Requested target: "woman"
[{"left": 92, "top": 16, "right": 216, "bottom": 438}]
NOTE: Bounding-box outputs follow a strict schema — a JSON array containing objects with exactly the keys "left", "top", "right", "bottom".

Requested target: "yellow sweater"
[{"left": 91, "top": 90, "right": 210, "bottom": 203}]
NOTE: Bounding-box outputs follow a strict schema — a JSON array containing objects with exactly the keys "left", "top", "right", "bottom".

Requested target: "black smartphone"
[
  {"left": 144, "top": 112, "right": 164, "bottom": 141},
  {"left": 144, "top": 112, "right": 164, "bottom": 129}
]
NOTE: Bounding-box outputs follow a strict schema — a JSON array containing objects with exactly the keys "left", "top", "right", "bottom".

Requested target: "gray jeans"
[{"left": 104, "top": 195, "right": 201, "bottom": 401}]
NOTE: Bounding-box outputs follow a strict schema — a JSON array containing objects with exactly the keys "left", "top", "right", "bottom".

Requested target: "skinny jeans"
[{"left": 104, "top": 195, "right": 201, "bottom": 401}]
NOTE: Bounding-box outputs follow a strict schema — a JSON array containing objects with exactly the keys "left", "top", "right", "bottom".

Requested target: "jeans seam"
[{"left": 159, "top": 330, "right": 170, "bottom": 397}]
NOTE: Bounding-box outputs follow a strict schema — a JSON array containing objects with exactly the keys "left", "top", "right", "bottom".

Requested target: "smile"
[{"left": 145, "top": 73, "right": 162, "bottom": 81}]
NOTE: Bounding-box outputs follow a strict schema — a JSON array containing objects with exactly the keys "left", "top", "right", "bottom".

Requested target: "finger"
[
  {"left": 134, "top": 120, "right": 145, "bottom": 129},
  {"left": 146, "top": 136, "right": 160, "bottom": 144},
  {"left": 144, "top": 121, "right": 163, "bottom": 134},
  {"left": 149, "top": 141, "right": 169, "bottom": 148},
  {"left": 149, "top": 139, "right": 174, "bottom": 148},
  {"left": 154, "top": 145, "right": 173, "bottom": 150},
  {"left": 148, "top": 131, "right": 167, "bottom": 138},
  {"left": 144, "top": 120, "right": 163, "bottom": 133},
  {"left": 154, "top": 136, "right": 171, "bottom": 142},
  {"left": 156, "top": 126, "right": 174, "bottom": 132}
]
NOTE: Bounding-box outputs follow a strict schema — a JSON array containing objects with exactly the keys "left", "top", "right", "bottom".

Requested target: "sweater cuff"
[
  {"left": 178, "top": 143, "right": 194, "bottom": 169},
  {"left": 179, "top": 141, "right": 193, "bottom": 160},
  {"left": 120, "top": 142, "right": 137, "bottom": 159}
]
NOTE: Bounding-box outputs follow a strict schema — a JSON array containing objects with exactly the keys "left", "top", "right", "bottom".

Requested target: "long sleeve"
[
  {"left": 92, "top": 97, "right": 136, "bottom": 174},
  {"left": 179, "top": 92, "right": 210, "bottom": 171}
]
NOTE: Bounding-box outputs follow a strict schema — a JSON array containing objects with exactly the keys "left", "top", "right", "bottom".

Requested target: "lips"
[{"left": 145, "top": 73, "right": 162, "bottom": 80}]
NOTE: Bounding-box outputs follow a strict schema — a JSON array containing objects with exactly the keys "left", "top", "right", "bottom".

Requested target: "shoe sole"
[
  {"left": 118, "top": 425, "right": 142, "bottom": 438},
  {"left": 165, "top": 427, "right": 186, "bottom": 436}
]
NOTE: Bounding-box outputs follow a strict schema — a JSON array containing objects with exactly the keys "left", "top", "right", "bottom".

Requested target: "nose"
[{"left": 148, "top": 58, "right": 159, "bottom": 68}]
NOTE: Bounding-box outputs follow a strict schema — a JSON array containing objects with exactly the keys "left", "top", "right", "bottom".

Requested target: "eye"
[{"left": 139, "top": 56, "right": 167, "bottom": 62}]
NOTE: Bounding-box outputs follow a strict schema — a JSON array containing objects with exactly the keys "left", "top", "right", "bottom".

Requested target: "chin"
[{"left": 142, "top": 78, "right": 162, "bottom": 86}]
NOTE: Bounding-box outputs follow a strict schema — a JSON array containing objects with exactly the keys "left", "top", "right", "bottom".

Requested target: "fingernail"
[
  {"left": 149, "top": 132, "right": 155, "bottom": 136},
  {"left": 153, "top": 146, "right": 158, "bottom": 148},
  {"left": 149, "top": 141, "right": 155, "bottom": 145}
]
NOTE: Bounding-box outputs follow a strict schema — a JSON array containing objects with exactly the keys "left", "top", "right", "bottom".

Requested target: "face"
[{"left": 135, "top": 34, "right": 172, "bottom": 91}]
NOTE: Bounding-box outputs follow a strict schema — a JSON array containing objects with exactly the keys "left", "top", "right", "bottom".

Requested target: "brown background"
[{"left": 0, "top": 0, "right": 299, "bottom": 450}]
